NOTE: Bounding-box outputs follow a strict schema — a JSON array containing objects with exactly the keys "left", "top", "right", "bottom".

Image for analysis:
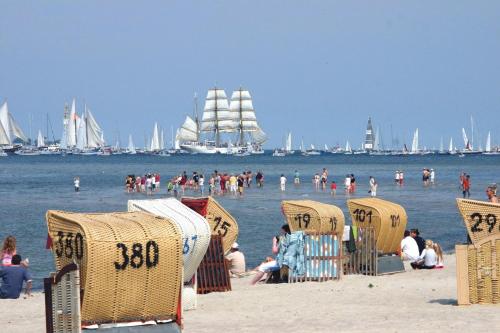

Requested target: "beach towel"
[{"left": 277, "top": 231, "right": 305, "bottom": 277}]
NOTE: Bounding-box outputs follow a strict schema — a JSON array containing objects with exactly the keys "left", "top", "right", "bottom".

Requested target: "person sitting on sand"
[
  {"left": 225, "top": 242, "right": 246, "bottom": 277},
  {"left": 411, "top": 240, "right": 437, "bottom": 269},
  {"left": 433, "top": 242, "right": 444, "bottom": 268},
  {"left": 1, "top": 236, "right": 16, "bottom": 265},
  {"left": 486, "top": 184, "right": 499, "bottom": 203},
  {"left": 400, "top": 230, "right": 419, "bottom": 262},
  {"left": 251, "top": 225, "right": 291, "bottom": 285},
  {"left": 411, "top": 229, "right": 426, "bottom": 255},
  {"left": 0, "top": 255, "right": 32, "bottom": 299}
]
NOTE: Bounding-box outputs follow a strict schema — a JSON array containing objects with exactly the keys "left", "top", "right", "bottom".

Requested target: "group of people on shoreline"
[
  {"left": 0, "top": 236, "right": 32, "bottom": 299},
  {"left": 124, "top": 173, "right": 162, "bottom": 195}
]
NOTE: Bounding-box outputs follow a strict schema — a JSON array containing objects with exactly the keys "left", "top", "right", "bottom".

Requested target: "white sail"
[
  {"left": 127, "top": 135, "right": 136, "bottom": 153},
  {"left": 462, "top": 128, "right": 470, "bottom": 150},
  {"left": 230, "top": 89, "right": 258, "bottom": 131},
  {"left": 150, "top": 122, "right": 160, "bottom": 151},
  {"left": 66, "top": 99, "right": 78, "bottom": 148},
  {"left": 345, "top": 140, "right": 352, "bottom": 153},
  {"left": 37, "top": 130, "right": 45, "bottom": 147},
  {"left": 310, "top": 144, "right": 315, "bottom": 150},
  {"left": 178, "top": 116, "right": 198, "bottom": 142},
  {"left": 174, "top": 129, "right": 181, "bottom": 150},
  {"left": 449, "top": 137, "right": 454, "bottom": 153},
  {"left": 85, "top": 108, "right": 105, "bottom": 148},
  {"left": 411, "top": 128, "right": 419, "bottom": 153},
  {"left": 324, "top": 144, "right": 329, "bottom": 151},
  {"left": 160, "top": 129, "right": 164, "bottom": 150},
  {"left": 285, "top": 132, "right": 292, "bottom": 152},
  {"left": 373, "top": 127, "right": 380, "bottom": 151},
  {"left": 300, "top": 139, "right": 305, "bottom": 152},
  {"left": 0, "top": 101, "right": 28, "bottom": 143},
  {"left": 250, "top": 126, "right": 267, "bottom": 144},
  {"left": 485, "top": 131, "right": 491, "bottom": 153},
  {"left": 76, "top": 115, "right": 86, "bottom": 150},
  {"left": 201, "top": 88, "right": 236, "bottom": 132},
  {"left": 439, "top": 137, "right": 444, "bottom": 153},
  {"left": 0, "top": 121, "right": 9, "bottom": 145}
]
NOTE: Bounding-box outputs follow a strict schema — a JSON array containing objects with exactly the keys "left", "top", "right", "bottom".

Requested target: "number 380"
[{"left": 114, "top": 240, "right": 159, "bottom": 270}]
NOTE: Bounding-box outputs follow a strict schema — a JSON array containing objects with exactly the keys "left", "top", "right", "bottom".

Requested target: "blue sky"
[{"left": 1, "top": 1, "right": 499, "bottom": 149}]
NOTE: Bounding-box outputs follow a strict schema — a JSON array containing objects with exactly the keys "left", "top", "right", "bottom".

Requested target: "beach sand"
[{"left": 1, "top": 254, "right": 499, "bottom": 333}]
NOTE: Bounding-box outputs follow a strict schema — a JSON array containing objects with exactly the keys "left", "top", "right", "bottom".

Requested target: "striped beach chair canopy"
[{"left": 128, "top": 198, "right": 211, "bottom": 282}]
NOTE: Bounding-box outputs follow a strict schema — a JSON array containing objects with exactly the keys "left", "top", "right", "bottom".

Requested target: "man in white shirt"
[
  {"left": 280, "top": 174, "right": 287, "bottom": 191},
  {"left": 401, "top": 230, "right": 419, "bottom": 261}
]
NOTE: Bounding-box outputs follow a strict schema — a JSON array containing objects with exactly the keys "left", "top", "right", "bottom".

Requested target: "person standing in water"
[
  {"left": 462, "top": 174, "right": 471, "bottom": 198},
  {"left": 74, "top": 177, "right": 80, "bottom": 192},
  {"left": 294, "top": 170, "right": 300, "bottom": 185},
  {"left": 321, "top": 168, "right": 328, "bottom": 190},
  {"left": 369, "top": 176, "right": 377, "bottom": 197},
  {"left": 280, "top": 174, "right": 287, "bottom": 192}
]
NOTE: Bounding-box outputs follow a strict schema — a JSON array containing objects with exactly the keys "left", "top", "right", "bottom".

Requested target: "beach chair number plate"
[
  {"left": 469, "top": 213, "right": 498, "bottom": 234},
  {"left": 213, "top": 217, "right": 230, "bottom": 237},
  {"left": 390, "top": 215, "right": 401, "bottom": 228},
  {"left": 183, "top": 235, "right": 198, "bottom": 255},
  {"left": 55, "top": 231, "right": 84, "bottom": 260},
  {"left": 294, "top": 213, "right": 311, "bottom": 228},
  {"left": 352, "top": 209, "right": 373, "bottom": 224},
  {"left": 329, "top": 217, "right": 338, "bottom": 231},
  {"left": 114, "top": 241, "right": 159, "bottom": 270}
]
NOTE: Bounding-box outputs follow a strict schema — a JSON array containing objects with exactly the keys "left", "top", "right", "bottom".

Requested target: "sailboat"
[
  {"left": 363, "top": 117, "right": 375, "bottom": 153},
  {"left": 448, "top": 137, "right": 456, "bottom": 155},
  {"left": 483, "top": 131, "right": 499, "bottom": 155},
  {"left": 179, "top": 87, "right": 266, "bottom": 154},
  {"left": 149, "top": 122, "right": 162, "bottom": 153},
  {"left": 344, "top": 140, "right": 353, "bottom": 155},
  {"left": 409, "top": 128, "right": 419, "bottom": 154},
  {"left": 272, "top": 131, "right": 295, "bottom": 156},
  {"left": 0, "top": 101, "right": 28, "bottom": 152},
  {"left": 461, "top": 126, "right": 481, "bottom": 154},
  {"left": 125, "top": 135, "right": 137, "bottom": 154}
]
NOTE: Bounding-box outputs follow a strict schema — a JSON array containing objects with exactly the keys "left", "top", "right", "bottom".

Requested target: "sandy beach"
[{"left": 1, "top": 254, "right": 499, "bottom": 333}]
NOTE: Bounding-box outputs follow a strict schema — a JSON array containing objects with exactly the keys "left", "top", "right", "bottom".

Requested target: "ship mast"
[
  {"left": 239, "top": 87, "right": 244, "bottom": 146},
  {"left": 214, "top": 87, "right": 220, "bottom": 147}
]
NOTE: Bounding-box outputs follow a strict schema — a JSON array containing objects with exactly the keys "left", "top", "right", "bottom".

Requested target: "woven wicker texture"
[
  {"left": 281, "top": 200, "right": 345, "bottom": 234},
  {"left": 181, "top": 197, "right": 238, "bottom": 254},
  {"left": 48, "top": 265, "right": 81, "bottom": 333},
  {"left": 128, "top": 198, "right": 211, "bottom": 282},
  {"left": 456, "top": 199, "right": 500, "bottom": 246},
  {"left": 46, "top": 210, "right": 183, "bottom": 324},
  {"left": 457, "top": 241, "right": 500, "bottom": 304},
  {"left": 347, "top": 198, "right": 407, "bottom": 254}
]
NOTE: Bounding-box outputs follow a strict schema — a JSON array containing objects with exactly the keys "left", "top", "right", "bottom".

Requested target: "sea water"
[{"left": 0, "top": 153, "right": 498, "bottom": 288}]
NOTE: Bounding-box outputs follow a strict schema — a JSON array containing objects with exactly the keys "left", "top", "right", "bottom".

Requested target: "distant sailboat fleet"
[{"left": 1, "top": 96, "right": 500, "bottom": 157}]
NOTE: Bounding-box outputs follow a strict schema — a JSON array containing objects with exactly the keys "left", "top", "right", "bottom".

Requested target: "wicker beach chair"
[
  {"left": 128, "top": 198, "right": 211, "bottom": 310},
  {"left": 455, "top": 199, "right": 500, "bottom": 305},
  {"left": 44, "top": 263, "right": 81, "bottom": 333},
  {"left": 46, "top": 211, "right": 183, "bottom": 326},
  {"left": 347, "top": 198, "right": 407, "bottom": 254},
  {"left": 181, "top": 196, "right": 239, "bottom": 254},
  {"left": 281, "top": 200, "right": 345, "bottom": 234}
]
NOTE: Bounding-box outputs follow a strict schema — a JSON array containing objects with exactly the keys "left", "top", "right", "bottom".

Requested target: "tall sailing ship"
[
  {"left": 60, "top": 99, "right": 105, "bottom": 154},
  {"left": 0, "top": 101, "right": 28, "bottom": 152},
  {"left": 178, "top": 87, "right": 266, "bottom": 154}
]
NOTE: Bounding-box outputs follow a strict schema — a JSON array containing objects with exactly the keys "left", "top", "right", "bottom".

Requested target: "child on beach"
[
  {"left": 486, "top": 184, "right": 498, "bottom": 203},
  {"left": 1, "top": 236, "right": 16, "bottom": 265},
  {"left": 411, "top": 239, "right": 437, "bottom": 269},
  {"left": 330, "top": 181, "right": 337, "bottom": 196},
  {"left": 433, "top": 242, "right": 444, "bottom": 268}
]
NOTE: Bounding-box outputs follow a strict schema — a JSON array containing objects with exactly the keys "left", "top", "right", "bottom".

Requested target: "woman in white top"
[{"left": 412, "top": 239, "right": 437, "bottom": 269}]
